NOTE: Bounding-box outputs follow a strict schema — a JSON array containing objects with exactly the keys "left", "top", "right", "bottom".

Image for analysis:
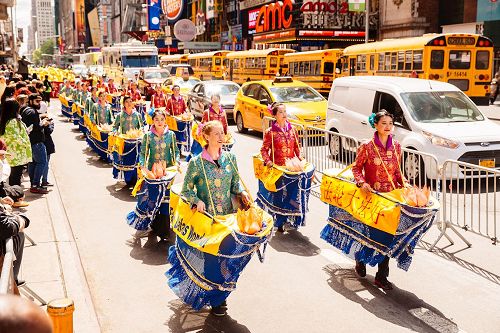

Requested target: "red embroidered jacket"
[
  {"left": 167, "top": 95, "right": 187, "bottom": 116},
  {"left": 106, "top": 83, "right": 118, "bottom": 94},
  {"left": 352, "top": 133, "right": 404, "bottom": 193},
  {"left": 202, "top": 106, "right": 228, "bottom": 134},
  {"left": 151, "top": 92, "right": 167, "bottom": 108},
  {"left": 260, "top": 121, "right": 300, "bottom": 166},
  {"left": 128, "top": 89, "right": 142, "bottom": 102}
]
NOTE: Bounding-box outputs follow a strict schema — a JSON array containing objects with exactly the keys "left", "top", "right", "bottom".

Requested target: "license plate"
[{"left": 479, "top": 159, "right": 495, "bottom": 168}]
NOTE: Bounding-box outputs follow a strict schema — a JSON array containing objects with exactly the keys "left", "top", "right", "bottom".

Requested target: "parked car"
[
  {"left": 163, "top": 76, "right": 201, "bottom": 99},
  {"left": 234, "top": 77, "right": 326, "bottom": 133},
  {"left": 187, "top": 80, "right": 240, "bottom": 120},
  {"left": 164, "top": 64, "right": 194, "bottom": 77},
  {"left": 326, "top": 76, "right": 500, "bottom": 181},
  {"left": 137, "top": 68, "right": 169, "bottom": 100}
]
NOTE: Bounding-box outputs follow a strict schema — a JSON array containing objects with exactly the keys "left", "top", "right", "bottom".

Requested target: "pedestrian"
[
  {"left": 20, "top": 94, "right": 49, "bottom": 194},
  {"left": 351, "top": 110, "right": 407, "bottom": 291},
  {"left": 129, "top": 110, "right": 179, "bottom": 241},
  {"left": 0, "top": 295, "right": 53, "bottom": 333},
  {"left": 17, "top": 55, "right": 31, "bottom": 81},
  {"left": 201, "top": 94, "right": 228, "bottom": 134},
  {"left": 166, "top": 85, "right": 187, "bottom": 116},
  {"left": 0, "top": 139, "right": 28, "bottom": 207},
  {"left": 42, "top": 75, "right": 52, "bottom": 104},
  {"left": 0, "top": 76, "right": 6, "bottom": 101},
  {"left": 40, "top": 113, "right": 55, "bottom": 188},
  {"left": 0, "top": 98, "right": 32, "bottom": 187},
  {"left": 1, "top": 85, "right": 16, "bottom": 105},
  {"left": 172, "top": 120, "right": 251, "bottom": 316}
]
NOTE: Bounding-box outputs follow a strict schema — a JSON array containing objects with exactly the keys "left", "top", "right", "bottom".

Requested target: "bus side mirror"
[{"left": 260, "top": 99, "right": 268, "bottom": 105}]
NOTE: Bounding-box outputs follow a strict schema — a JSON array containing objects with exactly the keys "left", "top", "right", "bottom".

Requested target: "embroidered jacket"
[
  {"left": 201, "top": 106, "right": 228, "bottom": 134},
  {"left": 106, "top": 83, "right": 118, "bottom": 94},
  {"left": 128, "top": 89, "right": 142, "bottom": 102},
  {"left": 112, "top": 110, "right": 143, "bottom": 134},
  {"left": 151, "top": 91, "right": 167, "bottom": 108},
  {"left": 166, "top": 95, "right": 186, "bottom": 116},
  {"left": 352, "top": 133, "right": 404, "bottom": 193},
  {"left": 181, "top": 150, "right": 243, "bottom": 216},
  {"left": 139, "top": 127, "right": 180, "bottom": 170},
  {"left": 90, "top": 103, "right": 113, "bottom": 125},
  {"left": 260, "top": 121, "right": 301, "bottom": 166},
  {"left": 84, "top": 96, "right": 98, "bottom": 116}
]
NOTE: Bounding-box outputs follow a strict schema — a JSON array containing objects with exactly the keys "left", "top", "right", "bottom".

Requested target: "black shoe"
[
  {"left": 277, "top": 226, "right": 285, "bottom": 233},
  {"left": 30, "top": 186, "right": 49, "bottom": 194},
  {"left": 211, "top": 304, "right": 227, "bottom": 317},
  {"left": 355, "top": 261, "right": 366, "bottom": 278},
  {"left": 374, "top": 276, "right": 393, "bottom": 291},
  {"left": 16, "top": 279, "right": 25, "bottom": 286},
  {"left": 42, "top": 182, "right": 54, "bottom": 187}
]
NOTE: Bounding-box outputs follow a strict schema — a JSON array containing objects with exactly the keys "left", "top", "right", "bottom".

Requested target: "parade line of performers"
[{"left": 58, "top": 78, "right": 439, "bottom": 317}]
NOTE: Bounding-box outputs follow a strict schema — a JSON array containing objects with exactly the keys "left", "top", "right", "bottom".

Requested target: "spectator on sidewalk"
[
  {"left": 20, "top": 94, "right": 49, "bottom": 194},
  {"left": 17, "top": 56, "right": 31, "bottom": 81},
  {"left": 0, "top": 295, "right": 53, "bottom": 333},
  {"left": 39, "top": 113, "right": 55, "bottom": 187},
  {"left": 0, "top": 195, "right": 30, "bottom": 285},
  {"left": 0, "top": 98, "right": 32, "bottom": 187},
  {"left": 42, "top": 75, "right": 52, "bottom": 105},
  {"left": 0, "top": 139, "right": 28, "bottom": 208}
]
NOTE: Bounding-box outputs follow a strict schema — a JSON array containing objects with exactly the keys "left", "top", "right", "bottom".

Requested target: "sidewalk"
[{"left": 18, "top": 164, "right": 100, "bottom": 332}]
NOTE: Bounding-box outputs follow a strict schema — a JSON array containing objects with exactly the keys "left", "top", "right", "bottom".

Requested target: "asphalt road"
[{"left": 48, "top": 100, "right": 500, "bottom": 333}]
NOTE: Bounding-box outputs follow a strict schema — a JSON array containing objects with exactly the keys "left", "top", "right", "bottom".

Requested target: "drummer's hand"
[
  {"left": 240, "top": 191, "right": 252, "bottom": 207},
  {"left": 360, "top": 182, "right": 372, "bottom": 194},
  {"left": 265, "top": 160, "right": 273, "bottom": 167},
  {"left": 194, "top": 200, "right": 206, "bottom": 213}
]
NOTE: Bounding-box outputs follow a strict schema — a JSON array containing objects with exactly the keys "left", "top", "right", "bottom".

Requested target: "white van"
[{"left": 326, "top": 76, "right": 500, "bottom": 180}]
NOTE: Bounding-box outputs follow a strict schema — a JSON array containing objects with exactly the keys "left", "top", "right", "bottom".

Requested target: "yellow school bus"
[
  {"left": 342, "top": 33, "right": 494, "bottom": 104},
  {"left": 227, "top": 48, "right": 295, "bottom": 85},
  {"left": 159, "top": 54, "right": 189, "bottom": 67},
  {"left": 284, "top": 49, "right": 343, "bottom": 96},
  {"left": 187, "top": 51, "right": 231, "bottom": 80}
]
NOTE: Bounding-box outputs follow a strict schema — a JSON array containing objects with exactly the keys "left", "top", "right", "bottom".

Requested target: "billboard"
[
  {"left": 75, "top": 0, "right": 86, "bottom": 46},
  {"left": 477, "top": 0, "right": 500, "bottom": 22}
]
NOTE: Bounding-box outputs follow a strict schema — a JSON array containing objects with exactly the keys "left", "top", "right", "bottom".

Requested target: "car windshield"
[
  {"left": 144, "top": 71, "right": 168, "bottom": 80},
  {"left": 174, "top": 78, "right": 200, "bottom": 88},
  {"left": 206, "top": 84, "right": 239, "bottom": 96},
  {"left": 401, "top": 91, "right": 484, "bottom": 123},
  {"left": 269, "top": 86, "right": 324, "bottom": 103}
]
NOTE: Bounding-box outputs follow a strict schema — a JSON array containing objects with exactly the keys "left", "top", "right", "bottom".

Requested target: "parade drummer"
[
  {"left": 90, "top": 91, "right": 113, "bottom": 126},
  {"left": 201, "top": 94, "right": 228, "bottom": 134},
  {"left": 151, "top": 85, "right": 167, "bottom": 109},
  {"left": 128, "top": 82, "right": 143, "bottom": 103},
  {"left": 84, "top": 87, "right": 99, "bottom": 117},
  {"left": 60, "top": 79, "right": 73, "bottom": 96},
  {"left": 112, "top": 96, "right": 143, "bottom": 135},
  {"left": 351, "top": 110, "right": 406, "bottom": 291},
  {"left": 259, "top": 102, "right": 305, "bottom": 233},
  {"left": 106, "top": 78, "right": 118, "bottom": 94},
  {"left": 180, "top": 120, "right": 251, "bottom": 316},
  {"left": 166, "top": 85, "right": 187, "bottom": 116},
  {"left": 96, "top": 76, "right": 106, "bottom": 91},
  {"left": 132, "top": 110, "right": 180, "bottom": 240}
]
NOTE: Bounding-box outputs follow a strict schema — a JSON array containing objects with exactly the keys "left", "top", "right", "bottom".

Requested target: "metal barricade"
[
  {"left": 0, "top": 238, "right": 15, "bottom": 294},
  {"left": 430, "top": 160, "right": 499, "bottom": 250},
  {"left": 400, "top": 147, "right": 441, "bottom": 199}
]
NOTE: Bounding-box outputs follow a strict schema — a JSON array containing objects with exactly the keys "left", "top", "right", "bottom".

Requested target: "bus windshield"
[
  {"left": 122, "top": 55, "right": 158, "bottom": 67},
  {"left": 270, "top": 86, "right": 324, "bottom": 103},
  {"left": 401, "top": 91, "right": 484, "bottom": 123}
]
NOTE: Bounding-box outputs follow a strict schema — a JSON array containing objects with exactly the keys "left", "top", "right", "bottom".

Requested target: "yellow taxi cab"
[
  {"left": 163, "top": 75, "right": 201, "bottom": 99},
  {"left": 234, "top": 77, "right": 326, "bottom": 133}
]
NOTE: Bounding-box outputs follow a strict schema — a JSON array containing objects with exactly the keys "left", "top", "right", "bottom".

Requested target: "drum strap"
[{"left": 199, "top": 157, "right": 217, "bottom": 216}]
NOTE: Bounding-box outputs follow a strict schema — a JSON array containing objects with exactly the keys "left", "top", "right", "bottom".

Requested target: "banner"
[
  {"left": 206, "top": 0, "right": 215, "bottom": 19},
  {"left": 348, "top": 0, "right": 366, "bottom": 12},
  {"left": 88, "top": 8, "right": 101, "bottom": 47},
  {"left": 148, "top": 0, "right": 162, "bottom": 30},
  {"left": 75, "top": 0, "right": 86, "bottom": 45}
]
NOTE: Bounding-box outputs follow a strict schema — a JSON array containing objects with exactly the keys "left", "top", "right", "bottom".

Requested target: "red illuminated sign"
[
  {"left": 248, "top": 8, "right": 260, "bottom": 29},
  {"left": 300, "top": 0, "right": 348, "bottom": 13},
  {"left": 255, "top": 0, "right": 294, "bottom": 33},
  {"left": 298, "top": 30, "right": 365, "bottom": 37}
]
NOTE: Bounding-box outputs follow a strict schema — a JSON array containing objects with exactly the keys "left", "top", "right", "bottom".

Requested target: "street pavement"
[{"left": 20, "top": 100, "right": 500, "bottom": 333}]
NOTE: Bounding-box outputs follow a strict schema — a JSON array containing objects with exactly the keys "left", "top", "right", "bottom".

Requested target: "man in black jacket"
[
  {"left": 20, "top": 94, "right": 49, "bottom": 194},
  {"left": 17, "top": 56, "right": 31, "bottom": 81},
  {"left": 0, "top": 200, "right": 30, "bottom": 284}
]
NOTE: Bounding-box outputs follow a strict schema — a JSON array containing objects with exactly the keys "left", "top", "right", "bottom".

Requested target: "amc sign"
[{"left": 255, "top": 0, "right": 294, "bottom": 33}]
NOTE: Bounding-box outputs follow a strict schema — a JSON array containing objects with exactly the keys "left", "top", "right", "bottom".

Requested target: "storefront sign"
[
  {"left": 178, "top": 41, "right": 222, "bottom": 50},
  {"left": 248, "top": 8, "right": 260, "bottom": 29},
  {"left": 207, "top": 0, "right": 215, "bottom": 19},
  {"left": 300, "top": 0, "right": 378, "bottom": 30},
  {"left": 148, "top": 0, "right": 162, "bottom": 30},
  {"left": 256, "top": 0, "right": 294, "bottom": 33},
  {"left": 196, "top": 10, "right": 206, "bottom": 35},
  {"left": 298, "top": 30, "right": 365, "bottom": 37},
  {"left": 163, "top": 0, "right": 184, "bottom": 22},
  {"left": 174, "top": 19, "right": 197, "bottom": 41},
  {"left": 240, "top": 0, "right": 274, "bottom": 10},
  {"left": 254, "top": 29, "right": 296, "bottom": 42}
]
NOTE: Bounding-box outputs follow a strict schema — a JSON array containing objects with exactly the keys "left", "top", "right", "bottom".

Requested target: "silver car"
[{"left": 187, "top": 80, "right": 240, "bottom": 120}]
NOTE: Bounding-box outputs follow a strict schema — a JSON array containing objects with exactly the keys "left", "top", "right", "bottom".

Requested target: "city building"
[
  {"left": 0, "top": 0, "right": 17, "bottom": 64},
  {"left": 33, "top": 0, "right": 55, "bottom": 49}
]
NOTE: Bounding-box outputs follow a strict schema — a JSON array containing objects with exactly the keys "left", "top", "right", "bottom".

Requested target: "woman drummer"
[
  {"left": 351, "top": 110, "right": 406, "bottom": 291},
  {"left": 180, "top": 120, "right": 251, "bottom": 316},
  {"left": 260, "top": 102, "right": 302, "bottom": 232},
  {"left": 201, "top": 94, "right": 228, "bottom": 135},
  {"left": 151, "top": 85, "right": 167, "bottom": 109},
  {"left": 166, "top": 85, "right": 187, "bottom": 116},
  {"left": 90, "top": 91, "right": 113, "bottom": 126},
  {"left": 131, "top": 110, "right": 180, "bottom": 240},
  {"left": 112, "top": 95, "right": 143, "bottom": 135}
]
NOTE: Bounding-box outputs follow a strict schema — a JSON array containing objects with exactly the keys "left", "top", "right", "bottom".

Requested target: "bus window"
[
  {"left": 430, "top": 50, "right": 444, "bottom": 69},
  {"left": 370, "top": 55, "right": 375, "bottom": 71},
  {"left": 215, "top": 57, "right": 221, "bottom": 66},
  {"left": 391, "top": 52, "right": 397, "bottom": 70},
  {"left": 449, "top": 50, "right": 471, "bottom": 69},
  {"left": 324, "top": 61, "right": 333, "bottom": 74},
  {"left": 299, "top": 62, "right": 304, "bottom": 75},
  {"left": 405, "top": 51, "right": 412, "bottom": 70},
  {"left": 475, "top": 50, "right": 489, "bottom": 70},
  {"left": 413, "top": 50, "right": 422, "bottom": 70},
  {"left": 270, "top": 57, "right": 278, "bottom": 67},
  {"left": 378, "top": 53, "right": 384, "bottom": 71},
  {"left": 398, "top": 51, "right": 404, "bottom": 70},
  {"left": 384, "top": 53, "right": 391, "bottom": 71},
  {"left": 304, "top": 62, "right": 310, "bottom": 75}
]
